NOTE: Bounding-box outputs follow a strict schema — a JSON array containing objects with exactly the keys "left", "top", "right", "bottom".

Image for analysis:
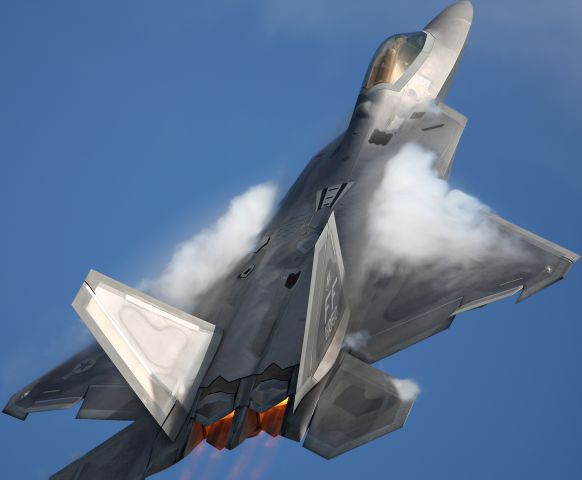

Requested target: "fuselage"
[
  {"left": 188, "top": 0, "right": 473, "bottom": 451},
  {"left": 5, "top": 4, "right": 579, "bottom": 477}
]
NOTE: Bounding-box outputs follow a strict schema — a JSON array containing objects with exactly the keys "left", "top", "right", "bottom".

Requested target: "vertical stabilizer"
[
  {"left": 72, "top": 270, "right": 222, "bottom": 438},
  {"left": 295, "top": 212, "right": 350, "bottom": 410}
]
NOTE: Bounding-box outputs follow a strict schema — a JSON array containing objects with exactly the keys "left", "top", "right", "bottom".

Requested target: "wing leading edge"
[{"left": 347, "top": 212, "right": 579, "bottom": 364}]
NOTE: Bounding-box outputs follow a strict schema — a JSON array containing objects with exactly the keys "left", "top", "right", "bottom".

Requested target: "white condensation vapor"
[
  {"left": 343, "top": 330, "right": 371, "bottom": 351},
  {"left": 142, "top": 183, "right": 277, "bottom": 311},
  {"left": 392, "top": 378, "right": 420, "bottom": 402},
  {"left": 365, "top": 142, "right": 522, "bottom": 277}
]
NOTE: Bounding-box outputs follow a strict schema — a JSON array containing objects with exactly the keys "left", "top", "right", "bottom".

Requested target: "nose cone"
[
  {"left": 426, "top": 0, "right": 474, "bottom": 30},
  {"left": 425, "top": 1, "right": 473, "bottom": 49}
]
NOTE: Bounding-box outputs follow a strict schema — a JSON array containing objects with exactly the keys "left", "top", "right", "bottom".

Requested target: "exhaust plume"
[{"left": 142, "top": 183, "right": 277, "bottom": 311}]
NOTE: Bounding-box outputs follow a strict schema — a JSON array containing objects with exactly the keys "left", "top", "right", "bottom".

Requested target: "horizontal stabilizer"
[
  {"left": 50, "top": 416, "right": 161, "bottom": 480},
  {"left": 303, "top": 353, "right": 416, "bottom": 459},
  {"left": 72, "top": 270, "right": 222, "bottom": 438}
]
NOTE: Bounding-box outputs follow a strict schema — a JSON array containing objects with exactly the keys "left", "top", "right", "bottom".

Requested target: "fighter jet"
[{"left": 4, "top": 1, "right": 579, "bottom": 478}]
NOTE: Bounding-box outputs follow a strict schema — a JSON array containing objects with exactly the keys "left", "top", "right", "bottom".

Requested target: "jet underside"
[{"left": 3, "top": 2, "right": 579, "bottom": 479}]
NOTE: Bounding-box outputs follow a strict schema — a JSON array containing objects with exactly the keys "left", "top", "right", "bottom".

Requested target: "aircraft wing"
[
  {"left": 346, "top": 212, "right": 579, "bottom": 364},
  {"left": 332, "top": 101, "right": 579, "bottom": 364},
  {"left": 288, "top": 97, "right": 578, "bottom": 458},
  {"left": 3, "top": 342, "right": 147, "bottom": 421}
]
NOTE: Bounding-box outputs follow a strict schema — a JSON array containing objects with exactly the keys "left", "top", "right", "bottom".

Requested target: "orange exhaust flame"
[
  {"left": 258, "top": 398, "right": 288, "bottom": 437},
  {"left": 205, "top": 410, "right": 235, "bottom": 450},
  {"left": 184, "top": 422, "right": 207, "bottom": 456},
  {"left": 184, "top": 397, "right": 290, "bottom": 456},
  {"left": 243, "top": 410, "right": 262, "bottom": 439}
]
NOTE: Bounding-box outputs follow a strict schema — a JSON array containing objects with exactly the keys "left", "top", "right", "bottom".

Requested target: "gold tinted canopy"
[{"left": 365, "top": 32, "right": 427, "bottom": 89}]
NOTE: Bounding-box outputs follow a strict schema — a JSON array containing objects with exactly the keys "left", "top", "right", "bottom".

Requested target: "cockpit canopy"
[{"left": 364, "top": 32, "right": 427, "bottom": 89}]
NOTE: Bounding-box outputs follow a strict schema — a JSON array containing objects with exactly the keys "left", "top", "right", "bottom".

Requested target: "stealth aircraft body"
[{"left": 4, "top": 1, "right": 579, "bottom": 478}]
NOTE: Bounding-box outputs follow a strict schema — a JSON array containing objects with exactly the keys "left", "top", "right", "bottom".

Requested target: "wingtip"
[
  {"left": 516, "top": 255, "right": 578, "bottom": 303},
  {"left": 2, "top": 404, "right": 28, "bottom": 421}
]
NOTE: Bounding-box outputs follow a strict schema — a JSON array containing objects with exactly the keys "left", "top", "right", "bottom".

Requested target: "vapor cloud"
[
  {"left": 392, "top": 378, "right": 420, "bottom": 402},
  {"left": 142, "top": 183, "right": 277, "bottom": 311},
  {"left": 343, "top": 330, "right": 371, "bottom": 351},
  {"left": 365, "top": 143, "right": 521, "bottom": 277}
]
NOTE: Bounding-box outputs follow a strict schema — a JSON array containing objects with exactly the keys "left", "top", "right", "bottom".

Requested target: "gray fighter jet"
[{"left": 4, "top": 1, "right": 579, "bottom": 478}]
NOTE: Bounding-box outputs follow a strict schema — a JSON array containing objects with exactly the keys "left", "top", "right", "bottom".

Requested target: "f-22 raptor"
[{"left": 4, "top": 2, "right": 579, "bottom": 478}]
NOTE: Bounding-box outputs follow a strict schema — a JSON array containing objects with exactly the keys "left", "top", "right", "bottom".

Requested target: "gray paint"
[
  {"left": 303, "top": 353, "right": 415, "bottom": 459},
  {"left": 4, "top": 2, "right": 579, "bottom": 478}
]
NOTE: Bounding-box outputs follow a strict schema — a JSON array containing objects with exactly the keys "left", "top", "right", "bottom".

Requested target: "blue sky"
[{"left": 1, "top": 1, "right": 581, "bottom": 479}]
